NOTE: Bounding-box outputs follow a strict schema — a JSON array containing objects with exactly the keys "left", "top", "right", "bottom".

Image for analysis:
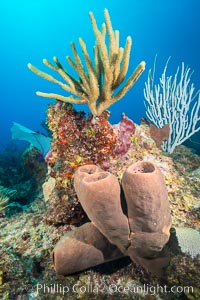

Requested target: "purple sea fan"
[{"left": 114, "top": 113, "right": 136, "bottom": 155}]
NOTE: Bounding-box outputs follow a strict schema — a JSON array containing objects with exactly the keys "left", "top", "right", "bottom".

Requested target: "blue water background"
[{"left": 0, "top": 0, "right": 200, "bottom": 151}]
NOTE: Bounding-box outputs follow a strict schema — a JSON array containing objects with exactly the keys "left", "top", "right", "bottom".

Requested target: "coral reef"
[
  {"left": 1, "top": 7, "right": 199, "bottom": 300},
  {"left": 44, "top": 102, "right": 118, "bottom": 225},
  {"left": 1, "top": 135, "right": 200, "bottom": 299},
  {"left": 44, "top": 102, "right": 137, "bottom": 225},
  {"left": 28, "top": 9, "right": 145, "bottom": 116}
]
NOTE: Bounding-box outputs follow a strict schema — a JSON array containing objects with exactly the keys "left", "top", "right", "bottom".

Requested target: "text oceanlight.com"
[{"left": 34, "top": 283, "right": 194, "bottom": 296}]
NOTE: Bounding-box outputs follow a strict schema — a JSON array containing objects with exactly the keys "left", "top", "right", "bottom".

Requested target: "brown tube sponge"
[
  {"left": 74, "top": 164, "right": 102, "bottom": 188},
  {"left": 74, "top": 165, "right": 130, "bottom": 253},
  {"left": 53, "top": 162, "right": 172, "bottom": 276},
  {"left": 53, "top": 222, "right": 123, "bottom": 275},
  {"left": 122, "top": 161, "right": 171, "bottom": 258}
]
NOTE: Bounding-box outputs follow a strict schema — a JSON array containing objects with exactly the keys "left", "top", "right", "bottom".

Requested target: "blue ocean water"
[{"left": 0, "top": 0, "right": 200, "bottom": 151}]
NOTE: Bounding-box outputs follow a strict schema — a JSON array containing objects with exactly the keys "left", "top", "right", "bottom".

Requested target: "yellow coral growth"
[
  {"left": 28, "top": 9, "right": 145, "bottom": 116},
  {"left": 0, "top": 194, "right": 9, "bottom": 213}
]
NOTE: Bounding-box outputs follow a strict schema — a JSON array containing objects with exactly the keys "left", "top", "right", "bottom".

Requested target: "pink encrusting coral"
[{"left": 114, "top": 113, "right": 136, "bottom": 155}]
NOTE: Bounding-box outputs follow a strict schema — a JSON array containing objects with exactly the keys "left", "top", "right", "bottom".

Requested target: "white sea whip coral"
[{"left": 144, "top": 57, "right": 200, "bottom": 153}]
